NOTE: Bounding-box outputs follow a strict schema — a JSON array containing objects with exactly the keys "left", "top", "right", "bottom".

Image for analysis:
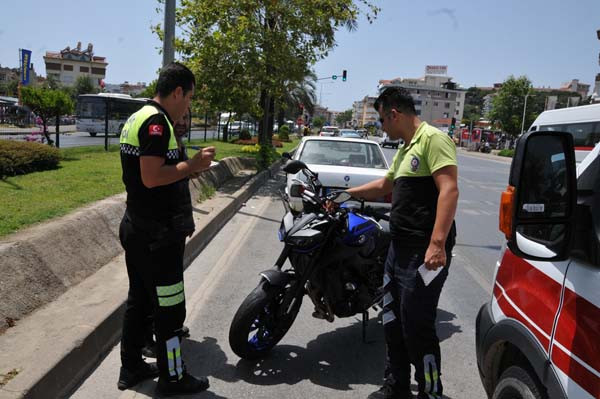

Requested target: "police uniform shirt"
[
  {"left": 120, "top": 100, "right": 192, "bottom": 222},
  {"left": 385, "top": 122, "right": 457, "bottom": 246}
]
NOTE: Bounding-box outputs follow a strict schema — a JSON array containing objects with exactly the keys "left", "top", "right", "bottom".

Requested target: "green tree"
[
  {"left": 137, "top": 80, "right": 157, "bottom": 98},
  {"left": 74, "top": 76, "right": 97, "bottom": 97},
  {"left": 21, "top": 87, "right": 74, "bottom": 146},
  {"left": 162, "top": 0, "right": 379, "bottom": 167},
  {"left": 312, "top": 116, "right": 325, "bottom": 130},
  {"left": 488, "top": 76, "right": 535, "bottom": 137},
  {"left": 335, "top": 109, "right": 353, "bottom": 126}
]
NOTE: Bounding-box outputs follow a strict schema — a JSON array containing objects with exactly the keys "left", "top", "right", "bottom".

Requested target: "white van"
[
  {"left": 476, "top": 131, "right": 600, "bottom": 398},
  {"left": 528, "top": 103, "right": 600, "bottom": 163}
]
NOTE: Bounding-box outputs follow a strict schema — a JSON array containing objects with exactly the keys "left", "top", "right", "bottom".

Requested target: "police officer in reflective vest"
[
  {"left": 117, "top": 62, "right": 215, "bottom": 395},
  {"left": 347, "top": 87, "right": 459, "bottom": 399}
]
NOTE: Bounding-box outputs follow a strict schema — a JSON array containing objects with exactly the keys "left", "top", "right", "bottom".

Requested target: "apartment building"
[
  {"left": 43, "top": 42, "right": 107, "bottom": 87},
  {"left": 378, "top": 68, "right": 465, "bottom": 127},
  {"left": 352, "top": 96, "right": 378, "bottom": 128}
]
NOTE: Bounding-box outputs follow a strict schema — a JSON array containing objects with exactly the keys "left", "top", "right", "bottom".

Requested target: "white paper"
[{"left": 418, "top": 263, "right": 443, "bottom": 286}]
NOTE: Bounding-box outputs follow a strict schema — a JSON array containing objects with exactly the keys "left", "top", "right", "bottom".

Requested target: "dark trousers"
[
  {"left": 382, "top": 240, "right": 452, "bottom": 398},
  {"left": 119, "top": 215, "right": 187, "bottom": 382}
]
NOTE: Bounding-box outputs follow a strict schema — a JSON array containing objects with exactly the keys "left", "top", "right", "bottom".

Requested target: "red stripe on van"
[
  {"left": 552, "top": 287, "right": 600, "bottom": 396},
  {"left": 494, "top": 250, "right": 562, "bottom": 351},
  {"left": 574, "top": 146, "right": 594, "bottom": 151},
  {"left": 494, "top": 283, "right": 550, "bottom": 349},
  {"left": 551, "top": 344, "right": 599, "bottom": 397}
]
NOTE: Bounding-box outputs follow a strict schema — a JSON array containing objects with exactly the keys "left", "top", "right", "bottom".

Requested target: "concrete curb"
[{"left": 0, "top": 158, "right": 285, "bottom": 399}]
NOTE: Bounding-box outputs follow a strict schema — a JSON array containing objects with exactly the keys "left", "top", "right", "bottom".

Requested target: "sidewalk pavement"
[
  {"left": 0, "top": 159, "right": 284, "bottom": 399},
  {"left": 456, "top": 146, "right": 513, "bottom": 164}
]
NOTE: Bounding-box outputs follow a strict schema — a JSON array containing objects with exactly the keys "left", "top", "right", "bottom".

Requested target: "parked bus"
[
  {"left": 528, "top": 103, "right": 600, "bottom": 163},
  {"left": 76, "top": 93, "right": 147, "bottom": 137}
]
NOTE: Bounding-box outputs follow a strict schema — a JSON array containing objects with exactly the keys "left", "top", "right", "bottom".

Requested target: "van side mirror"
[{"left": 499, "top": 131, "right": 577, "bottom": 261}]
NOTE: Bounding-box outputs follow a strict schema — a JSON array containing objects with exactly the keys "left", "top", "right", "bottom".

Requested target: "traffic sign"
[{"left": 332, "top": 75, "right": 337, "bottom": 80}]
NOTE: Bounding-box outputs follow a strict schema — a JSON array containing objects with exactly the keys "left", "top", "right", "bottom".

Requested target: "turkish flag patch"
[{"left": 148, "top": 124, "right": 164, "bottom": 136}]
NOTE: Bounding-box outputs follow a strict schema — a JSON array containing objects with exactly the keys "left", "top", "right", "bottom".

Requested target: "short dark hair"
[
  {"left": 374, "top": 87, "right": 416, "bottom": 115},
  {"left": 155, "top": 62, "right": 196, "bottom": 98}
]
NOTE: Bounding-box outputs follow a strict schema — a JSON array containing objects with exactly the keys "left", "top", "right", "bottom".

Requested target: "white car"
[
  {"left": 318, "top": 126, "right": 339, "bottom": 137},
  {"left": 285, "top": 137, "right": 391, "bottom": 212}
]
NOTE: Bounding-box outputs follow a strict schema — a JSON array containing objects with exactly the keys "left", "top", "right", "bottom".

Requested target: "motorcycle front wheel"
[{"left": 229, "top": 280, "right": 302, "bottom": 360}]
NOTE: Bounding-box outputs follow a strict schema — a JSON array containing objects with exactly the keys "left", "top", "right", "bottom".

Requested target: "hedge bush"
[
  {"left": 498, "top": 149, "right": 515, "bottom": 158},
  {"left": 239, "top": 129, "right": 252, "bottom": 140},
  {"left": 232, "top": 137, "right": 283, "bottom": 147},
  {"left": 0, "top": 141, "right": 61, "bottom": 178},
  {"left": 278, "top": 125, "right": 290, "bottom": 141}
]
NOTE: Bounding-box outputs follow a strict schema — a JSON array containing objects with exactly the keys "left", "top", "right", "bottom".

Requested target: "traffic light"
[
  {"left": 342, "top": 70, "right": 347, "bottom": 81},
  {"left": 449, "top": 117, "right": 456, "bottom": 137}
]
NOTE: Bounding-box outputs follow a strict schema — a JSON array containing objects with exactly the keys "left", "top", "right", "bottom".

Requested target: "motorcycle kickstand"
[{"left": 362, "top": 310, "right": 369, "bottom": 343}]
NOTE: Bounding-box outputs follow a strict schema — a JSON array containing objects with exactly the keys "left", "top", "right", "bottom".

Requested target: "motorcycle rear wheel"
[{"left": 229, "top": 280, "right": 302, "bottom": 360}]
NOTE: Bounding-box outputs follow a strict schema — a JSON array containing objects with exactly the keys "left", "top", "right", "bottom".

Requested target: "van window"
[{"left": 540, "top": 122, "right": 600, "bottom": 148}]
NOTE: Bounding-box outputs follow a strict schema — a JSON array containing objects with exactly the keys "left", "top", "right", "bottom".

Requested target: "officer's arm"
[
  {"left": 140, "top": 156, "right": 197, "bottom": 188},
  {"left": 430, "top": 165, "right": 459, "bottom": 247},
  {"left": 346, "top": 177, "right": 393, "bottom": 201}
]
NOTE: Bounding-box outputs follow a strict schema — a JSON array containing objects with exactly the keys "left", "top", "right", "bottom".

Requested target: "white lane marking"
[{"left": 453, "top": 250, "right": 493, "bottom": 293}]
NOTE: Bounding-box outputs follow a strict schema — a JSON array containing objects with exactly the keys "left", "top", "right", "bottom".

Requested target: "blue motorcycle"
[{"left": 229, "top": 160, "right": 391, "bottom": 359}]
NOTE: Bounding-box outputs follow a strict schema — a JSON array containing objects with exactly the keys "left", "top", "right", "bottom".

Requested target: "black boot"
[
  {"left": 156, "top": 372, "right": 209, "bottom": 396},
  {"left": 117, "top": 361, "right": 159, "bottom": 390}
]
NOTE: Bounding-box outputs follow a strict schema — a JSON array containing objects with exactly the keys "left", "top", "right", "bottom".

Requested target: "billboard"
[
  {"left": 461, "top": 128, "right": 470, "bottom": 140},
  {"left": 20, "top": 49, "right": 32, "bottom": 85},
  {"left": 425, "top": 65, "right": 448, "bottom": 75}
]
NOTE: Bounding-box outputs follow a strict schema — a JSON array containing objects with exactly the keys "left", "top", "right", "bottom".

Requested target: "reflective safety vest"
[{"left": 119, "top": 104, "right": 177, "bottom": 155}]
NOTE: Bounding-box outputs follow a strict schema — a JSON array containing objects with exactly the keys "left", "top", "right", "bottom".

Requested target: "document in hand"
[{"left": 417, "top": 263, "right": 444, "bottom": 286}]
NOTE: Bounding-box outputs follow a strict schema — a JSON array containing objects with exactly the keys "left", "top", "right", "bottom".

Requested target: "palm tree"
[{"left": 276, "top": 70, "right": 317, "bottom": 129}]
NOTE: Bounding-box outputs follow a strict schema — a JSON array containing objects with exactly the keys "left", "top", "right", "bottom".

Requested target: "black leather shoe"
[
  {"left": 157, "top": 372, "right": 209, "bottom": 396},
  {"left": 141, "top": 344, "right": 157, "bottom": 358},
  {"left": 367, "top": 384, "right": 413, "bottom": 399},
  {"left": 178, "top": 325, "right": 190, "bottom": 338},
  {"left": 117, "top": 362, "right": 159, "bottom": 390}
]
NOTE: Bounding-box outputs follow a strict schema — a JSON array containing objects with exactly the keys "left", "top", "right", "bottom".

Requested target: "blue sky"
[{"left": 1, "top": 0, "right": 599, "bottom": 111}]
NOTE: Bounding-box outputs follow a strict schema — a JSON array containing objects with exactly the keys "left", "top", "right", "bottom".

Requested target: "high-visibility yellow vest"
[{"left": 119, "top": 104, "right": 177, "bottom": 155}]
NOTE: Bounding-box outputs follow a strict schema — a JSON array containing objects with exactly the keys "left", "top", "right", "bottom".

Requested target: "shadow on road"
[
  {"left": 233, "top": 320, "right": 386, "bottom": 391},
  {"left": 179, "top": 309, "right": 459, "bottom": 397}
]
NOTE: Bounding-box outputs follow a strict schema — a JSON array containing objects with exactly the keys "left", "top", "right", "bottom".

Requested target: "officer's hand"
[
  {"left": 190, "top": 146, "right": 215, "bottom": 172},
  {"left": 424, "top": 242, "right": 446, "bottom": 271}
]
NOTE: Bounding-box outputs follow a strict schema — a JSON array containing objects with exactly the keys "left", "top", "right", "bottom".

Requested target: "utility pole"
[
  {"left": 162, "top": 0, "right": 176, "bottom": 67},
  {"left": 520, "top": 93, "right": 531, "bottom": 134}
]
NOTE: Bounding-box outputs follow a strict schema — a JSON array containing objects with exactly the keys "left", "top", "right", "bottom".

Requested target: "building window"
[
  {"left": 443, "top": 112, "right": 449, "bottom": 118},
  {"left": 416, "top": 90, "right": 420, "bottom": 94},
  {"left": 445, "top": 103, "right": 450, "bottom": 109},
  {"left": 80, "top": 66, "right": 89, "bottom": 73},
  {"left": 425, "top": 101, "right": 428, "bottom": 105},
  {"left": 62, "top": 75, "right": 74, "bottom": 83},
  {"left": 445, "top": 92, "right": 450, "bottom": 98},
  {"left": 91, "top": 68, "right": 106, "bottom": 75},
  {"left": 63, "top": 64, "right": 73, "bottom": 71},
  {"left": 433, "top": 102, "right": 439, "bottom": 107},
  {"left": 46, "top": 63, "right": 61, "bottom": 71},
  {"left": 456, "top": 102, "right": 460, "bottom": 107},
  {"left": 456, "top": 110, "right": 460, "bottom": 115}
]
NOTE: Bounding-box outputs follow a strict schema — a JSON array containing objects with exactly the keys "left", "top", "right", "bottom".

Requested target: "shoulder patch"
[{"left": 148, "top": 124, "right": 164, "bottom": 136}]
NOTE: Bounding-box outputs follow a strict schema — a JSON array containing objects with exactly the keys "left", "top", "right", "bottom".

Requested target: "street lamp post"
[{"left": 520, "top": 93, "right": 531, "bottom": 134}]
